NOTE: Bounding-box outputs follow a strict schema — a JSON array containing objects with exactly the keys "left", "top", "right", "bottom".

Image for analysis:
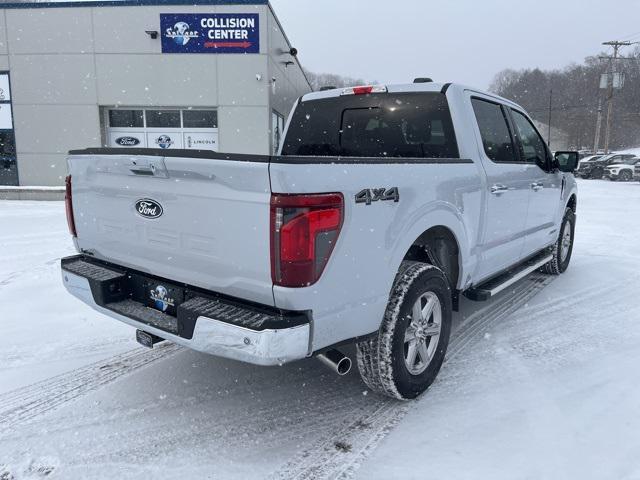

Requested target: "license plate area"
[{"left": 128, "top": 273, "right": 185, "bottom": 317}]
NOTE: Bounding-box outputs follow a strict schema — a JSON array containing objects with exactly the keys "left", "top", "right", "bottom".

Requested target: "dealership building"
[{"left": 0, "top": 0, "right": 311, "bottom": 187}]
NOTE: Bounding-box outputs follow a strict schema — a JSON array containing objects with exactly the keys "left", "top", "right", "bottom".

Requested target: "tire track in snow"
[
  {"left": 270, "top": 275, "right": 553, "bottom": 480},
  {"left": 0, "top": 343, "right": 181, "bottom": 435},
  {"left": 0, "top": 258, "right": 60, "bottom": 289}
]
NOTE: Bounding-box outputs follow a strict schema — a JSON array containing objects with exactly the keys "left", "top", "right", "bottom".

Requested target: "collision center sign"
[{"left": 161, "top": 14, "right": 259, "bottom": 54}]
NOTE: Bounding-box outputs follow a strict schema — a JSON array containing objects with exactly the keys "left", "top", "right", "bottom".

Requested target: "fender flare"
[{"left": 388, "top": 201, "right": 473, "bottom": 292}]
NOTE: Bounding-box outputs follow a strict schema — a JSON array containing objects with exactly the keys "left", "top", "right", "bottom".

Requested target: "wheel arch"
[
  {"left": 399, "top": 224, "right": 464, "bottom": 293},
  {"left": 387, "top": 204, "right": 473, "bottom": 311}
]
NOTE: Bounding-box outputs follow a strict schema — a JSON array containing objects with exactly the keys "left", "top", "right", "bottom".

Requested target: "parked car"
[
  {"left": 604, "top": 157, "right": 640, "bottom": 181},
  {"left": 578, "top": 150, "right": 597, "bottom": 159},
  {"left": 61, "top": 82, "right": 578, "bottom": 400},
  {"left": 575, "top": 155, "right": 602, "bottom": 177},
  {"left": 576, "top": 153, "right": 637, "bottom": 179},
  {"left": 634, "top": 161, "right": 640, "bottom": 181},
  {"left": 576, "top": 154, "right": 602, "bottom": 169}
]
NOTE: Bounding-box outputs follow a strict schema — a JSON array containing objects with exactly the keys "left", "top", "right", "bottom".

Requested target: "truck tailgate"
[{"left": 67, "top": 152, "right": 274, "bottom": 306}]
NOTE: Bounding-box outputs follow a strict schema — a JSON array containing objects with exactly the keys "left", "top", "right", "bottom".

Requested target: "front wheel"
[
  {"left": 356, "top": 262, "right": 452, "bottom": 400},
  {"left": 543, "top": 208, "right": 575, "bottom": 275},
  {"left": 619, "top": 170, "right": 632, "bottom": 182}
]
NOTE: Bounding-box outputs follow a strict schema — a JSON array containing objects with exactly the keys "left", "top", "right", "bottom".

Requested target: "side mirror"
[{"left": 554, "top": 151, "right": 579, "bottom": 173}]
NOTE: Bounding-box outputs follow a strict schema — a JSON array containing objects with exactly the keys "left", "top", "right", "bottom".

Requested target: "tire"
[
  {"left": 543, "top": 208, "right": 576, "bottom": 275},
  {"left": 356, "top": 261, "right": 452, "bottom": 400},
  {"left": 619, "top": 170, "right": 632, "bottom": 182},
  {"left": 591, "top": 168, "right": 604, "bottom": 179}
]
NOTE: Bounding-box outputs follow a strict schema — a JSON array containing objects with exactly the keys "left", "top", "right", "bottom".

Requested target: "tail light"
[
  {"left": 65, "top": 175, "right": 77, "bottom": 237},
  {"left": 271, "top": 193, "right": 344, "bottom": 288}
]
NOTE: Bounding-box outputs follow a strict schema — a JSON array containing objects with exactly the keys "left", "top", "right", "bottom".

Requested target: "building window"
[
  {"left": 109, "top": 109, "right": 144, "bottom": 128},
  {"left": 0, "top": 72, "right": 17, "bottom": 186},
  {"left": 105, "top": 107, "right": 219, "bottom": 152},
  {"left": 0, "top": 131, "right": 16, "bottom": 156},
  {"left": 183, "top": 110, "right": 218, "bottom": 129},
  {"left": 145, "top": 110, "right": 181, "bottom": 128}
]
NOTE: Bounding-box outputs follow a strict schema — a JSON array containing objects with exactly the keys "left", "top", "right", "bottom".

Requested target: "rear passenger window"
[{"left": 471, "top": 98, "right": 517, "bottom": 163}]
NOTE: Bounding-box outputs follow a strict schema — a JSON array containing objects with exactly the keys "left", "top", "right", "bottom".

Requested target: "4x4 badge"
[{"left": 355, "top": 187, "right": 400, "bottom": 206}]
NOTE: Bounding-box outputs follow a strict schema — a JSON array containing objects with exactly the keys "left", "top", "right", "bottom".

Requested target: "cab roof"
[{"left": 301, "top": 82, "right": 523, "bottom": 110}]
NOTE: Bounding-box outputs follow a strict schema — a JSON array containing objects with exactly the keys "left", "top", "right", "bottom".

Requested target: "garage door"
[{"left": 106, "top": 108, "right": 218, "bottom": 151}]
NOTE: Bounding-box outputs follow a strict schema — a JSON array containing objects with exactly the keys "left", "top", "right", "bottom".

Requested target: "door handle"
[
  {"left": 490, "top": 184, "right": 509, "bottom": 195},
  {"left": 531, "top": 182, "right": 544, "bottom": 191},
  {"left": 130, "top": 167, "right": 155, "bottom": 176}
]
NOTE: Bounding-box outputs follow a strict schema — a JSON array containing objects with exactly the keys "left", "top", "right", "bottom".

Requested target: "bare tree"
[
  {"left": 303, "top": 69, "right": 375, "bottom": 91},
  {"left": 490, "top": 48, "right": 640, "bottom": 150}
]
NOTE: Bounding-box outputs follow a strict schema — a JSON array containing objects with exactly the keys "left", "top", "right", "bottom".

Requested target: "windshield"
[
  {"left": 281, "top": 92, "right": 459, "bottom": 158},
  {"left": 621, "top": 157, "right": 640, "bottom": 165}
]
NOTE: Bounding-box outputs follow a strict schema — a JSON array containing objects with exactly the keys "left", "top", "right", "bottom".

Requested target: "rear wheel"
[
  {"left": 543, "top": 208, "right": 575, "bottom": 275},
  {"left": 356, "top": 262, "right": 452, "bottom": 400}
]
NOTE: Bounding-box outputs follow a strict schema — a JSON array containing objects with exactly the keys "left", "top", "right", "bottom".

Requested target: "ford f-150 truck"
[{"left": 61, "top": 82, "right": 578, "bottom": 400}]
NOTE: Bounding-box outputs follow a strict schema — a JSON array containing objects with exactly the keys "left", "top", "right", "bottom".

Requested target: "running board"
[{"left": 464, "top": 252, "right": 553, "bottom": 301}]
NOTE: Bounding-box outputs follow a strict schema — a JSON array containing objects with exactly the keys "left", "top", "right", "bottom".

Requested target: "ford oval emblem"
[
  {"left": 135, "top": 199, "right": 163, "bottom": 219},
  {"left": 116, "top": 136, "right": 141, "bottom": 146}
]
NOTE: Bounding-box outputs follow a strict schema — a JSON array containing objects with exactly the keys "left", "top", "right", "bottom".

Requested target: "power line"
[{"left": 618, "top": 30, "right": 640, "bottom": 41}]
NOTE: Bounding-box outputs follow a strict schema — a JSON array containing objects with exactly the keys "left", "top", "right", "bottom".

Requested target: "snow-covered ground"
[{"left": 1, "top": 179, "right": 639, "bottom": 479}]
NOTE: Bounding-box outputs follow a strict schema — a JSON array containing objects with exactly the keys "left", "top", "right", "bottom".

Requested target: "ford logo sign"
[
  {"left": 116, "top": 136, "right": 141, "bottom": 146},
  {"left": 135, "top": 199, "right": 163, "bottom": 219}
]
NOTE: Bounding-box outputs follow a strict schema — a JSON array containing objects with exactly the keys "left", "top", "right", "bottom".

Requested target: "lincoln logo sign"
[
  {"left": 135, "top": 199, "right": 163, "bottom": 219},
  {"left": 160, "top": 13, "right": 259, "bottom": 54}
]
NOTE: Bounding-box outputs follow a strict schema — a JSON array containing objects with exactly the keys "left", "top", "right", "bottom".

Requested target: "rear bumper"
[{"left": 61, "top": 255, "right": 311, "bottom": 366}]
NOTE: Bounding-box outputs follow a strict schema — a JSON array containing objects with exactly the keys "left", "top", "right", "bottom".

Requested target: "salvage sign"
[{"left": 160, "top": 14, "right": 259, "bottom": 54}]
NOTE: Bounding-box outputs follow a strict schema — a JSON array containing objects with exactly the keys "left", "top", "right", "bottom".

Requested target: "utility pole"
[
  {"left": 600, "top": 40, "right": 636, "bottom": 154},
  {"left": 593, "top": 98, "right": 603, "bottom": 152}
]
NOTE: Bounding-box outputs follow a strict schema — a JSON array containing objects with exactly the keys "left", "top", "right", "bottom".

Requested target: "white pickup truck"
[{"left": 61, "top": 81, "right": 578, "bottom": 400}]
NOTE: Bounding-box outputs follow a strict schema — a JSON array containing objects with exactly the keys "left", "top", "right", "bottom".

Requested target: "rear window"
[{"left": 281, "top": 93, "right": 459, "bottom": 158}]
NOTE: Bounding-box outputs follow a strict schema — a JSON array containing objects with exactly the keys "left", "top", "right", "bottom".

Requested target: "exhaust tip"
[
  {"left": 336, "top": 356, "right": 352, "bottom": 376},
  {"left": 317, "top": 349, "right": 352, "bottom": 376}
]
